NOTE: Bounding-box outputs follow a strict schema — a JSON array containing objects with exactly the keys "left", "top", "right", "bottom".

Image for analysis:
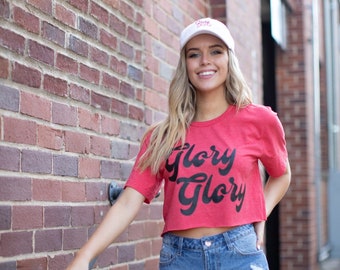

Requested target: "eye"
[
  {"left": 187, "top": 52, "right": 200, "bottom": 58},
  {"left": 211, "top": 49, "right": 223, "bottom": 55}
]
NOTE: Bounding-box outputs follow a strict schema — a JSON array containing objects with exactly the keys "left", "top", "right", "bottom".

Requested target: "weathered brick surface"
[{"left": 0, "top": 0, "right": 327, "bottom": 269}]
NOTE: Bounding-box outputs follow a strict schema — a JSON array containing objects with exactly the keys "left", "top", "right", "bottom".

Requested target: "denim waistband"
[{"left": 162, "top": 224, "right": 254, "bottom": 250}]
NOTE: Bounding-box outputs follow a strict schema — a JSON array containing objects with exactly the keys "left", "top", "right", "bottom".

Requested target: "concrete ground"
[{"left": 320, "top": 258, "right": 340, "bottom": 270}]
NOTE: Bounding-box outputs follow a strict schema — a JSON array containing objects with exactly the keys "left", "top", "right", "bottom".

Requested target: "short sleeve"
[
  {"left": 124, "top": 134, "right": 163, "bottom": 204},
  {"left": 259, "top": 107, "right": 288, "bottom": 177}
]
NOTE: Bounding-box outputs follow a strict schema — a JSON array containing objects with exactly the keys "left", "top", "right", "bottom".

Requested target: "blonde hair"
[{"left": 138, "top": 48, "right": 252, "bottom": 174}]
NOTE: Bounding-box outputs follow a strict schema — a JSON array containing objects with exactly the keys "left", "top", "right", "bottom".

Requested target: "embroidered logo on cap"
[{"left": 195, "top": 19, "right": 212, "bottom": 28}]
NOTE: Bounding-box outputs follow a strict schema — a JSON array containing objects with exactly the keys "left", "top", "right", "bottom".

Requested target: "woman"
[{"left": 67, "top": 18, "right": 291, "bottom": 270}]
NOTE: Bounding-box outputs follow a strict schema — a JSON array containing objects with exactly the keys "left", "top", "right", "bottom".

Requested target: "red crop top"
[{"left": 125, "top": 104, "right": 288, "bottom": 235}]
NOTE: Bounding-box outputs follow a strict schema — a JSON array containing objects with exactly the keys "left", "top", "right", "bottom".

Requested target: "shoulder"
[
  {"left": 242, "top": 103, "right": 276, "bottom": 115},
  {"left": 234, "top": 103, "right": 279, "bottom": 122}
]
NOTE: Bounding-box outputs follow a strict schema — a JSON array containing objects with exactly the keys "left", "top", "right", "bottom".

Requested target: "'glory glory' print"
[{"left": 165, "top": 143, "right": 246, "bottom": 215}]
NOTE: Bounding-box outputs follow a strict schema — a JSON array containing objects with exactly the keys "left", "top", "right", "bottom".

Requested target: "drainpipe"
[{"left": 311, "top": 0, "right": 326, "bottom": 262}]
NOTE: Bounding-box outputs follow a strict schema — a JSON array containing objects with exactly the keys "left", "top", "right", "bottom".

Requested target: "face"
[{"left": 185, "top": 34, "right": 229, "bottom": 95}]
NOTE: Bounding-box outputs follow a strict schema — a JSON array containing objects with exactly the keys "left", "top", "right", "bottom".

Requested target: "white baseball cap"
[{"left": 180, "top": 18, "right": 235, "bottom": 52}]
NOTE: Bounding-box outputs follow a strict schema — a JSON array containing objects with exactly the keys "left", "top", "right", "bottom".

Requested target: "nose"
[{"left": 200, "top": 52, "right": 210, "bottom": 65}]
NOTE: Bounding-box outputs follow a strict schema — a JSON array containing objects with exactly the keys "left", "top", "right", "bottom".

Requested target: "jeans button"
[{"left": 205, "top": 241, "right": 212, "bottom": 247}]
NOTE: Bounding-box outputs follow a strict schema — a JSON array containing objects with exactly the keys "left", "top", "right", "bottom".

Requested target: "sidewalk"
[{"left": 320, "top": 258, "right": 340, "bottom": 270}]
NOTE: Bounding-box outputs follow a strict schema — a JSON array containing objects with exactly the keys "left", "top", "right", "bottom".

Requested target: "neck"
[{"left": 194, "top": 93, "right": 229, "bottom": 122}]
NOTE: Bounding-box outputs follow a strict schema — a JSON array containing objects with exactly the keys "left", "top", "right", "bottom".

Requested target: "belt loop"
[
  {"left": 222, "top": 229, "right": 232, "bottom": 249},
  {"left": 177, "top": 236, "right": 183, "bottom": 254}
]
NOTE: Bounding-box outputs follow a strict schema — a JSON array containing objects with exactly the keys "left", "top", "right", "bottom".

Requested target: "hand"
[{"left": 253, "top": 221, "right": 265, "bottom": 250}]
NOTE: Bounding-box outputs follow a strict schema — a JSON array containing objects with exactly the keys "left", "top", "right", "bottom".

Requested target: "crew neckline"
[{"left": 190, "top": 105, "right": 236, "bottom": 127}]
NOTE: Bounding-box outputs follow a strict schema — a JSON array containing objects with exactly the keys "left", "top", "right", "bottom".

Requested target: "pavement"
[{"left": 320, "top": 258, "right": 340, "bottom": 270}]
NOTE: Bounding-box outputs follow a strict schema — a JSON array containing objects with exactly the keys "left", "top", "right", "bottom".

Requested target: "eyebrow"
[{"left": 186, "top": 44, "right": 225, "bottom": 53}]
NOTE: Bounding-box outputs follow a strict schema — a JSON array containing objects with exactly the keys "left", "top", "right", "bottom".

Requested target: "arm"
[
  {"left": 66, "top": 187, "right": 145, "bottom": 270},
  {"left": 254, "top": 159, "right": 291, "bottom": 248}
]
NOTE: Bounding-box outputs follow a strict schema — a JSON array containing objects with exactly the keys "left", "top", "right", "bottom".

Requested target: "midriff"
[{"left": 170, "top": 226, "right": 237, "bottom": 239}]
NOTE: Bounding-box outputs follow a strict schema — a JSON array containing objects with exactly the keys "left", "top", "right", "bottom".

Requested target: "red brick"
[
  {"left": 0, "top": 27, "right": 25, "bottom": 54},
  {"left": 37, "top": 125, "right": 63, "bottom": 150},
  {"left": 145, "top": 258, "right": 160, "bottom": 270},
  {"left": 53, "top": 154, "right": 78, "bottom": 177},
  {"left": 71, "top": 206, "right": 94, "bottom": 226},
  {"left": 119, "top": 41, "right": 134, "bottom": 59},
  {"left": 120, "top": 1, "right": 134, "bottom": 21},
  {"left": 63, "top": 228, "right": 87, "bottom": 250},
  {"left": 55, "top": 3, "right": 76, "bottom": 28},
  {"left": 127, "top": 26, "right": 142, "bottom": 45},
  {"left": 27, "top": 0, "right": 52, "bottom": 15},
  {"left": 90, "top": 46, "right": 109, "bottom": 66},
  {"left": 152, "top": 238, "right": 162, "bottom": 256},
  {"left": 64, "top": 130, "right": 90, "bottom": 154},
  {"left": 35, "top": 229, "right": 62, "bottom": 252},
  {"left": 21, "top": 149, "right": 52, "bottom": 174},
  {"left": 69, "top": 35, "right": 88, "bottom": 57},
  {"left": 101, "top": 115, "right": 120, "bottom": 136},
  {"left": 128, "top": 104, "right": 144, "bottom": 121},
  {"left": 117, "top": 244, "right": 135, "bottom": 263},
  {"left": 100, "top": 28, "right": 117, "bottom": 50},
  {"left": 86, "top": 182, "right": 107, "bottom": 201},
  {"left": 12, "top": 62, "right": 41, "bottom": 88},
  {"left": 12, "top": 205, "right": 43, "bottom": 230},
  {"left": 44, "top": 206, "right": 71, "bottom": 227},
  {"left": 0, "top": 231, "right": 33, "bottom": 257},
  {"left": 33, "top": 179, "right": 62, "bottom": 202},
  {"left": 43, "top": 74, "right": 67, "bottom": 96},
  {"left": 78, "top": 103, "right": 100, "bottom": 130},
  {"left": 109, "top": 14, "right": 126, "bottom": 36},
  {"left": 13, "top": 6, "right": 39, "bottom": 34},
  {"left": 119, "top": 82, "right": 136, "bottom": 98},
  {"left": 111, "top": 140, "right": 129, "bottom": 159},
  {"left": 90, "top": 2, "right": 109, "bottom": 25},
  {"left": 111, "top": 97, "right": 128, "bottom": 117},
  {"left": 90, "top": 135, "right": 111, "bottom": 157},
  {"left": 48, "top": 254, "right": 74, "bottom": 270},
  {"left": 0, "top": 0, "right": 10, "bottom": 18},
  {"left": 136, "top": 241, "right": 152, "bottom": 260},
  {"left": 79, "top": 63, "right": 100, "bottom": 84},
  {"left": 79, "top": 17, "right": 98, "bottom": 39},
  {"left": 0, "top": 205, "right": 11, "bottom": 230},
  {"left": 17, "top": 257, "right": 47, "bottom": 270},
  {"left": 52, "top": 102, "right": 77, "bottom": 126},
  {"left": 145, "top": 89, "right": 168, "bottom": 112},
  {"left": 0, "top": 56, "right": 9, "bottom": 78},
  {"left": 102, "top": 72, "right": 120, "bottom": 91},
  {"left": 95, "top": 246, "right": 118, "bottom": 268},
  {"left": 69, "top": 0, "right": 88, "bottom": 12},
  {"left": 62, "top": 182, "right": 86, "bottom": 202},
  {"left": 79, "top": 157, "right": 100, "bottom": 178},
  {"left": 0, "top": 145, "right": 20, "bottom": 172},
  {"left": 100, "top": 160, "right": 121, "bottom": 179},
  {"left": 110, "top": 55, "right": 127, "bottom": 76},
  {"left": 3, "top": 117, "right": 36, "bottom": 145},
  {"left": 42, "top": 21, "right": 65, "bottom": 47},
  {"left": 0, "top": 177, "right": 31, "bottom": 201},
  {"left": 128, "top": 222, "right": 145, "bottom": 241},
  {"left": 21, "top": 92, "right": 51, "bottom": 121},
  {"left": 69, "top": 83, "right": 90, "bottom": 104},
  {"left": 56, "top": 53, "right": 78, "bottom": 74},
  {"left": 91, "top": 92, "right": 111, "bottom": 112}
]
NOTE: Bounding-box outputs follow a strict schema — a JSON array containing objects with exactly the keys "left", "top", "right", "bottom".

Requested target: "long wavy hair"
[{"left": 137, "top": 47, "right": 252, "bottom": 174}]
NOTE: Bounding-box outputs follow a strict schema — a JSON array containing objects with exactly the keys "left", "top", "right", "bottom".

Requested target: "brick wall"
[
  {"left": 226, "top": 0, "right": 263, "bottom": 104},
  {"left": 276, "top": 0, "right": 322, "bottom": 269},
  {"left": 0, "top": 1, "right": 208, "bottom": 269}
]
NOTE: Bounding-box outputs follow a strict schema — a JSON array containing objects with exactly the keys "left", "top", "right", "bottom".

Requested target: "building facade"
[{"left": 0, "top": 0, "right": 339, "bottom": 269}]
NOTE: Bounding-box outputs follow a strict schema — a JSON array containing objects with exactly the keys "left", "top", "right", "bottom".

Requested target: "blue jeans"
[{"left": 159, "top": 224, "right": 269, "bottom": 270}]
